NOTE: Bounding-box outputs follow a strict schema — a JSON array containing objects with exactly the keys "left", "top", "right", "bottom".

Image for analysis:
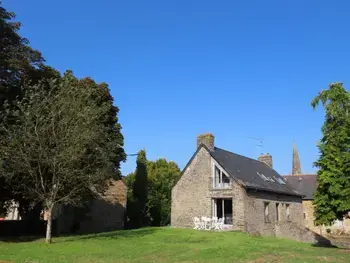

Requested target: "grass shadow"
[
  {"left": 0, "top": 236, "right": 43, "bottom": 243},
  {"left": 58, "top": 227, "right": 161, "bottom": 243}
]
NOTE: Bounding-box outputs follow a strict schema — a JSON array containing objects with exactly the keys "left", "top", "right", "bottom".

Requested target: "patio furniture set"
[{"left": 192, "top": 216, "right": 224, "bottom": 231}]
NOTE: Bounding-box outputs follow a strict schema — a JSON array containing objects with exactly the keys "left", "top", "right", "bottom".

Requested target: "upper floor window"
[{"left": 213, "top": 165, "right": 231, "bottom": 189}]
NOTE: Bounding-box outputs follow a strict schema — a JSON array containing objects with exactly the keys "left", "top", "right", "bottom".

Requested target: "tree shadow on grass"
[
  {"left": 0, "top": 220, "right": 52, "bottom": 243},
  {"left": 58, "top": 227, "right": 161, "bottom": 243},
  {"left": 0, "top": 236, "right": 43, "bottom": 243},
  {"left": 310, "top": 232, "right": 345, "bottom": 248}
]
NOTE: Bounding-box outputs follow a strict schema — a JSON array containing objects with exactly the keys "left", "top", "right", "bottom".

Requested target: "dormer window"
[{"left": 213, "top": 165, "right": 231, "bottom": 189}]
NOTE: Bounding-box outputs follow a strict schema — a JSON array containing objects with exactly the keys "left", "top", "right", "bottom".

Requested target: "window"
[
  {"left": 276, "top": 203, "right": 280, "bottom": 221},
  {"left": 212, "top": 198, "right": 233, "bottom": 225},
  {"left": 214, "top": 166, "right": 221, "bottom": 185},
  {"left": 222, "top": 173, "right": 230, "bottom": 184},
  {"left": 264, "top": 202, "right": 270, "bottom": 222},
  {"left": 303, "top": 212, "right": 306, "bottom": 219},
  {"left": 213, "top": 165, "right": 231, "bottom": 189},
  {"left": 286, "top": 204, "right": 291, "bottom": 221},
  {"left": 276, "top": 177, "right": 286, "bottom": 185}
]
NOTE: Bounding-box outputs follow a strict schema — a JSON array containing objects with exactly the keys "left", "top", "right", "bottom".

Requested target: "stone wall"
[
  {"left": 55, "top": 179, "right": 127, "bottom": 235},
  {"left": 303, "top": 200, "right": 350, "bottom": 235},
  {"left": 244, "top": 190, "right": 303, "bottom": 237},
  {"left": 275, "top": 221, "right": 329, "bottom": 244},
  {"left": 78, "top": 179, "right": 127, "bottom": 233},
  {"left": 171, "top": 147, "right": 212, "bottom": 227},
  {"left": 171, "top": 147, "right": 247, "bottom": 230}
]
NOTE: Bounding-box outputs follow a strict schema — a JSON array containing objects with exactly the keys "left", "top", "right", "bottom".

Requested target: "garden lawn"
[{"left": 0, "top": 227, "right": 349, "bottom": 263}]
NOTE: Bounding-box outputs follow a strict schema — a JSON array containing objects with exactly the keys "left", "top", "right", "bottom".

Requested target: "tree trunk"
[{"left": 45, "top": 205, "right": 53, "bottom": 244}]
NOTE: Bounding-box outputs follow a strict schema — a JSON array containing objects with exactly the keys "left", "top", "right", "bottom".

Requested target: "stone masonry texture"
[
  {"left": 258, "top": 154, "right": 273, "bottom": 169},
  {"left": 171, "top": 147, "right": 212, "bottom": 227},
  {"left": 244, "top": 190, "right": 303, "bottom": 237},
  {"left": 196, "top": 133, "right": 215, "bottom": 152},
  {"left": 303, "top": 200, "right": 350, "bottom": 235},
  {"left": 55, "top": 179, "right": 127, "bottom": 235},
  {"left": 171, "top": 146, "right": 324, "bottom": 243}
]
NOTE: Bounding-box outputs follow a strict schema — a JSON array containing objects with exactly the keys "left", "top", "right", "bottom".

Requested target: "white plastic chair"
[
  {"left": 214, "top": 218, "right": 224, "bottom": 231},
  {"left": 211, "top": 217, "right": 218, "bottom": 230},
  {"left": 193, "top": 217, "right": 201, "bottom": 230},
  {"left": 218, "top": 218, "right": 224, "bottom": 230},
  {"left": 200, "top": 216, "right": 206, "bottom": 230}
]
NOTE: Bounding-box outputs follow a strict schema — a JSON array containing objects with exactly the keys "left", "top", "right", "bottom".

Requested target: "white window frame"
[{"left": 211, "top": 160, "right": 231, "bottom": 189}]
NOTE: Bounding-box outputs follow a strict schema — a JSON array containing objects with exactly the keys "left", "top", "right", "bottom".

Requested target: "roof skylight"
[{"left": 276, "top": 177, "right": 286, "bottom": 185}]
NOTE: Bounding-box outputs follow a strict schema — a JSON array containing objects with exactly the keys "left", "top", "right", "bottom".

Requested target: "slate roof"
[
  {"left": 210, "top": 147, "right": 303, "bottom": 197},
  {"left": 283, "top": 174, "right": 317, "bottom": 200}
]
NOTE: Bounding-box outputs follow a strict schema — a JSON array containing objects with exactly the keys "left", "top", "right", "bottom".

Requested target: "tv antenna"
[{"left": 248, "top": 137, "right": 264, "bottom": 149}]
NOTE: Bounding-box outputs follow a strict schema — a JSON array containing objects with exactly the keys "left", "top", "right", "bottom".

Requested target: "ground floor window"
[
  {"left": 276, "top": 203, "right": 280, "bottom": 221},
  {"left": 212, "top": 198, "right": 232, "bottom": 225},
  {"left": 264, "top": 202, "right": 270, "bottom": 222},
  {"left": 286, "top": 204, "right": 291, "bottom": 221}
]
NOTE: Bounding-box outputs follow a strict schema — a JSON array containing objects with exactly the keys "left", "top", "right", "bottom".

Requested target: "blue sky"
[{"left": 4, "top": 0, "right": 350, "bottom": 176}]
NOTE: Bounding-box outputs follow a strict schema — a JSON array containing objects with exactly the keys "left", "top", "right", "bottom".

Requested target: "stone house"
[
  {"left": 171, "top": 134, "right": 323, "bottom": 243},
  {"left": 284, "top": 144, "right": 350, "bottom": 235},
  {"left": 43, "top": 179, "right": 127, "bottom": 235}
]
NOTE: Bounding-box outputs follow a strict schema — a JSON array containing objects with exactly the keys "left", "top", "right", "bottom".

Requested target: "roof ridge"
[
  {"left": 215, "top": 147, "right": 276, "bottom": 170},
  {"left": 283, "top": 174, "right": 317, "bottom": 177}
]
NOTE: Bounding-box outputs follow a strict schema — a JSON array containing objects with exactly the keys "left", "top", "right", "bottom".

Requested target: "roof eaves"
[{"left": 245, "top": 185, "right": 304, "bottom": 197}]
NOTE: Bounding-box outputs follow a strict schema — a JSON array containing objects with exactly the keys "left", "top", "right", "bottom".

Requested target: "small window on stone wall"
[
  {"left": 276, "top": 203, "right": 280, "bottom": 221},
  {"left": 286, "top": 204, "right": 291, "bottom": 221},
  {"left": 264, "top": 202, "right": 270, "bottom": 223}
]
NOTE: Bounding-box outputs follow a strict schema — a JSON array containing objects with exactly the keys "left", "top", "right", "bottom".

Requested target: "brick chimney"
[
  {"left": 197, "top": 133, "right": 215, "bottom": 152},
  {"left": 258, "top": 153, "right": 273, "bottom": 168}
]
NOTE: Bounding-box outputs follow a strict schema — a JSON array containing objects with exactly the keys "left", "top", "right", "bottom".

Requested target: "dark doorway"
[{"left": 213, "top": 198, "right": 233, "bottom": 225}]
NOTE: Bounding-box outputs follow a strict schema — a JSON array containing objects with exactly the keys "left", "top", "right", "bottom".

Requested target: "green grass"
[{"left": 0, "top": 227, "right": 349, "bottom": 263}]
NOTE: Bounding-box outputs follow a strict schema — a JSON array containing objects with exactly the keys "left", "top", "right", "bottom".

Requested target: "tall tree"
[
  {"left": 147, "top": 159, "right": 181, "bottom": 226},
  {"left": 311, "top": 82, "right": 350, "bottom": 226},
  {"left": 128, "top": 150, "right": 148, "bottom": 228},
  {"left": 0, "top": 3, "right": 60, "bottom": 216},
  {"left": 125, "top": 158, "right": 181, "bottom": 227},
  {"left": 0, "top": 71, "right": 125, "bottom": 243},
  {"left": 0, "top": 2, "right": 44, "bottom": 106}
]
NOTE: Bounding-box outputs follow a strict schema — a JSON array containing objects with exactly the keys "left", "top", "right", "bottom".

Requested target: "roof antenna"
[
  {"left": 248, "top": 137, "right": 264, "bottom": 149},
  {"left": 248, "top": 137, "right": 264, "bottom": 158}
]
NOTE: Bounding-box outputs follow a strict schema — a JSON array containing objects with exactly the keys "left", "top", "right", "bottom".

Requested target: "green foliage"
[
  {"left": 311, "top": 82, "right": 350, "bottom": 226},
  {"left": 0, "top": 2, "right": 44, "bottom": 106},
  {"left": 147, "top": 159, "right": 181, "bottom": 226},
  {"left": 126, "top": 156, "right": 181, "bottom": 227},
  {"left": 0, "top": 71, "right": 125, "bottom": 242},
  {"left": 127, "top": 150, "right": 149, "bottom": 228},
  {"left": 0, "top": 3, "right": 60, "bottom": 213}
]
